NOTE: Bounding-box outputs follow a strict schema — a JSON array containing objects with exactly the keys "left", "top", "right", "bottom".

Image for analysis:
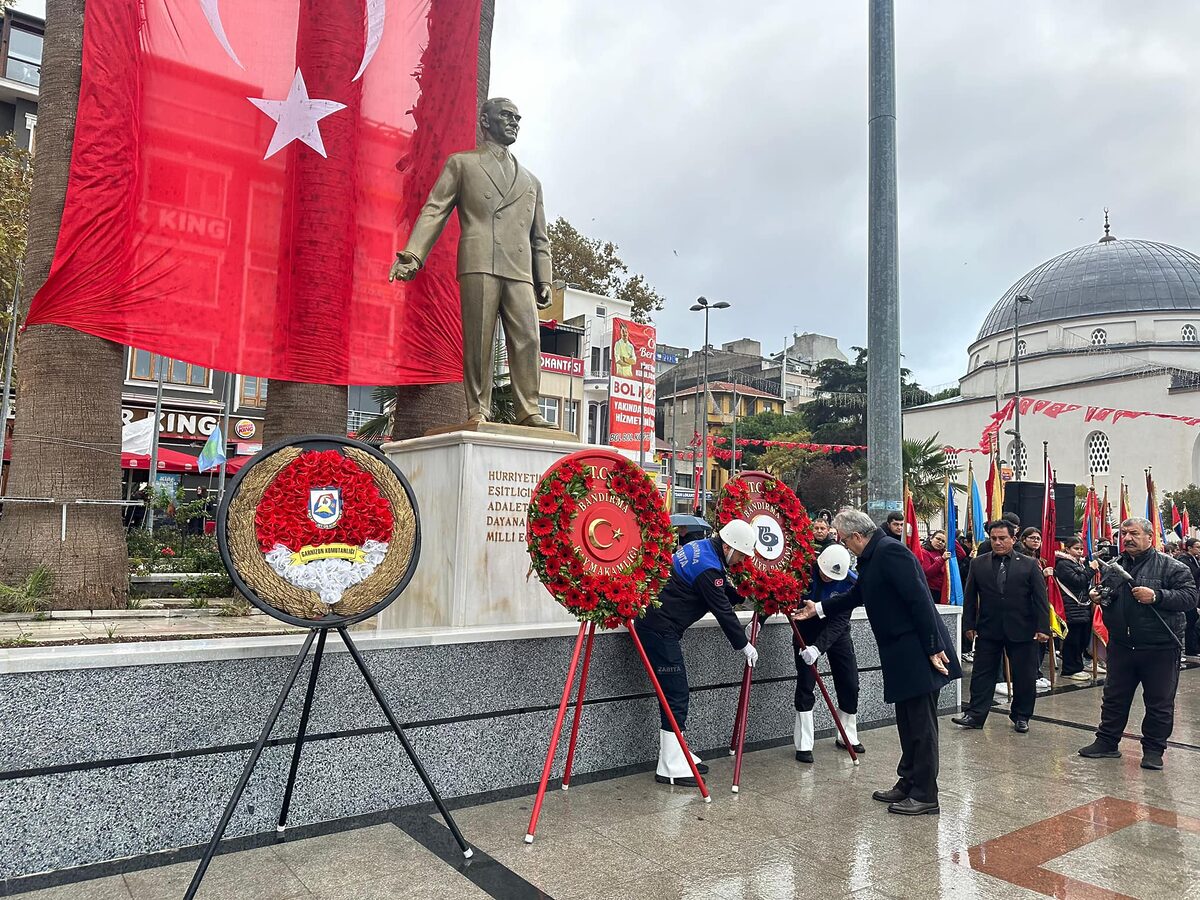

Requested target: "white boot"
[
  {"left": 794, "top": 710, "right": 814, "bottom": 762},
  {"left": 837, "top": 709, "right": 864, "bottom": 753},
  {"left": 655, "top": 729, "right": 697, "bottom": 784}
]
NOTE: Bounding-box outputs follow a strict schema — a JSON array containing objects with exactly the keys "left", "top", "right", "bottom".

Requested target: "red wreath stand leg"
[
  {"left": 789, "top": 618, "right": 858, "bottom": 765},
  {"left": 524, "top": 618, "right": 711, "bottom": 844},
  {"left": 729, "top": 616, "right": 760, "bottom": 792}
]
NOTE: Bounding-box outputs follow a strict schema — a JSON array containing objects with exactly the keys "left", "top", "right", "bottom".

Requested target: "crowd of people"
[{"left": 641, "top": 505, "right": 1197, "bottom": 816}]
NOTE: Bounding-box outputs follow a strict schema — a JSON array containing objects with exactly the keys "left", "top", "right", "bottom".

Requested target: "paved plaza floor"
[{"left": 8, "top": 668, "right": 1198, "bottom": 900}]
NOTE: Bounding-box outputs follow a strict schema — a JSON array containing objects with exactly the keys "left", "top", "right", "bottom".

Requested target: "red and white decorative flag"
[{"left": 24, "top": 0, "right": 481, "bottom": 386}]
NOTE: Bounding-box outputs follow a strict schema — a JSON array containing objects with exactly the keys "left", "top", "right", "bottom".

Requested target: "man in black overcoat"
[
  {"left": 796, "top": 508, "right": 961, "bottom": 816},
  {"left": 953, "top": 519, "right": 1050, "bottom": 733}
]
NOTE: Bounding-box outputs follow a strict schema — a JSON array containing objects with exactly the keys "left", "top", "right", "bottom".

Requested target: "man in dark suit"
[
  {"left": 953, "top": 519, "right": 1050, "bottom": 733},
  {"left": 796, "top": 508, "right": 962, "bottom": 816}
]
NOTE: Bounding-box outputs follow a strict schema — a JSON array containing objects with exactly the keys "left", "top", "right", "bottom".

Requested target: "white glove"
[
  {"left": 745, "top": 620, "right": 756, "bottom": 643},
  {"left": 741, "top": 643, "right": 759, "bottom": 668},
  {"left": 799, "top": 645, "right": 820, "bottom": 666}
]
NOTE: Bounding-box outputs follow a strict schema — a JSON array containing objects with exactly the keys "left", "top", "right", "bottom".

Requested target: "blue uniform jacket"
[{"left": 640, "top": 537, "right": 748, "bottom": 650}]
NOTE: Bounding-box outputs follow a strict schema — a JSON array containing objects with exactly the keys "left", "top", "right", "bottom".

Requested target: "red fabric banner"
[{"left": 24, "top": 0, "right": 480, "bottom": 386}]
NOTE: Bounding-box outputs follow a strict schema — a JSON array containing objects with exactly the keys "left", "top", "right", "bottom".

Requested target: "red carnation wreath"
[
  {"left": 527, "top": 453, "right": 675, "bottom": 629},
  {"left": 252, "top": 449, "right": 396, "bottom": 606},
  {"left": 714, "top": 472, "right": 816, "bottom": 617}
]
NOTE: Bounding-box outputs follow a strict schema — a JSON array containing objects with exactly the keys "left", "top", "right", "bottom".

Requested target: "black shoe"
[
  {"left": 951, "top": 714, "right": 985, "bottom": 729},
  {"left": 654, "top": 774, "right": 698, "bottom": 786},
  {"left": 1141, "top": 750, "right": 1164, "bottom": 770},
  {"left": 1013, "top": 719, "right": 1029, "bottom": 733},
  {"left": 795, "top": 750, "right": 814, "bottom": 764},
  {"left": 873, "top": 786, "right": 908, "bottom": 803},
  {"left": 888, "top": 797, "right": 939, "bottom": 816},
  {"left": 836, "top": 738, "right": 867, "bottom": 754},
  {"left": 1078, "top": 741, "right": 1121, "bottom": 759}
]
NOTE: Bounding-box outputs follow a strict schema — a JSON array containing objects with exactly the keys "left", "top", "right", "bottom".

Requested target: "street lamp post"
[
  {"left": 690, "top": 296, "right": 730, "bottom": 516},
  {"left": 1011, "top": 293, "right": 1034, "bottom": 477}
]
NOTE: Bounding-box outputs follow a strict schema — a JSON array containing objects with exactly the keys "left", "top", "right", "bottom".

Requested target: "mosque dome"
[{"left": 975, "top": 235, "right": 1200, "bottom": 342}]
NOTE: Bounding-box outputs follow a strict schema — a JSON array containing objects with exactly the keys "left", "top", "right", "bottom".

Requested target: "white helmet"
[
  {"left": 719, "top": 519, "right": 758, "bottom": 557},
  {"left": 817, "top": 544, "right": 852, "bottom": 580}
]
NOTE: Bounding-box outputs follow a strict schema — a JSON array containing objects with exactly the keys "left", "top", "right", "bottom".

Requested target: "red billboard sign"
[{"left": 608, "top": 317, "right": 656, "bottom": 458}]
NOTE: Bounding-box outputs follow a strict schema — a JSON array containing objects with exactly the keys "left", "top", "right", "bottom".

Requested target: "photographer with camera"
[{"left": 1078, "top": 518, "right": 1198, "bottom": 770}]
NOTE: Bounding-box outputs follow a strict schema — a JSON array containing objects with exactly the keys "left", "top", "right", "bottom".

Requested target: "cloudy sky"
[{"left": 490, "top": 0, "right": 1200, "bottom": 389}]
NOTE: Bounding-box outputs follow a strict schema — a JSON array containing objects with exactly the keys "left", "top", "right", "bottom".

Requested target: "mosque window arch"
[
  {"left": 1086, "top": 431, "right": 1111, "bottom": 476},
  {"left": 1090, "top": 328, "right": 1108, "bottom": 346},
  {"left": 1182, "top": 324, "right": 1197, "bottom": 342},
  {"left": 1016, "top": 339, "right": 1027, "bottom": 357}
]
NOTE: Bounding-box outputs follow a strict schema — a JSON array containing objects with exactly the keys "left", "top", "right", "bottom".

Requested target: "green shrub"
[
  {"left": 182, "top": 573, "right": 234, "bottom": 600},
  {"left": 0, "top": 566, "right": 53, "bottom": 614}
]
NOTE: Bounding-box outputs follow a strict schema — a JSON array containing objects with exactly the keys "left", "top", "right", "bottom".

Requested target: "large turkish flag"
[{"left": 24, "top": 0, "right": 480, "bottom": 386}]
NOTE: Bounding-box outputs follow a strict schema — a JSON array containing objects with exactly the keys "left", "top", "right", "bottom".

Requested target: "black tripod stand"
[{"left": 185, "top": 627, "right": 471, "bottom": 899}]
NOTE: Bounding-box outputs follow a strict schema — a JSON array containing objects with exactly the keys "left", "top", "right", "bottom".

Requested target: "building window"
[
  {"left": 5, "top": 23, "right": 42, "bottom": 87},
  {"left": 945, "top": 450, "right": 960, "bottom": 474},
  {"left": 1086, "top": 431, "right": 1111, "bottom": 476},
  {"left": 129, "top": 350, "right": 211, "bottom": 388},
  {"left": 595, "top": 306, "right": 607, "bottom": 318},
  {"left": 1090, "top": 328, "right": 1107, "bottom": 346},
  {"left": 1182, "top": 324, "right": 1197, "bottom": 342},
  {"left": 971, "top": 353, "right": 981, "bottom": 370},
  {"left": 538, "top": 396, "right": 560, "bottom": 426},
  {"left": 241, "top": 376, "right": 268, "bottom": 408},
  {"left": 1016, "top": 339, "right": 1027, "bottom": 357},
  {"left": 563, "top": 400, "right": 579, "bottom": 435},
  {"left": 1007, "top": 440, "right": 1028, "bottom": 480}
]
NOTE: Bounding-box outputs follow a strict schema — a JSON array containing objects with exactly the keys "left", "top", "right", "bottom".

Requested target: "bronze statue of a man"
[{"left": 390, "top": 98, "right": 555, "bottom": 428}]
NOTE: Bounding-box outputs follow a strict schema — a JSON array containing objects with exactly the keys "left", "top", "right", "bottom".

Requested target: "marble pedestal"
[{"left": 379, "top": 430, "right": 582, "bottom": 630}]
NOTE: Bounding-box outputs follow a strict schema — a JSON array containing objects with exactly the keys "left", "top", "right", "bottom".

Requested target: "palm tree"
[
  {"left": 0, "top": 0, "right": 130, "bottom": 609},
  {"left": 389, "top": 0, "right": 493, "bottom": 441},
  {"left": 903, "top": 435, "right": 955, "bottom": 525}
]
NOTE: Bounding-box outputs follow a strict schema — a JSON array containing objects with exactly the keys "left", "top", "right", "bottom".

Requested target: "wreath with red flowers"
[
  {"left": 255, "top": 450, "right": 394, "bottom": 552},
  {"left": 714, "top": 473, "right": 816, "bottom": 617},
  {"left": 527, "top": 455, "right": 674, "bottom": 629}
]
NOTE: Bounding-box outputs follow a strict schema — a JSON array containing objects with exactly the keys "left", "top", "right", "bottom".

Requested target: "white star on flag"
[{"left": 248, "top": 68, "right": 346, "bottom": 160}]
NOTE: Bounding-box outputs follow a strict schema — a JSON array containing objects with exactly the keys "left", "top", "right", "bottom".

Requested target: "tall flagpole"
[
  {"left": 216, "top": 373, "right": 234, "bottom": 506},
  {"left": 0, "top": 269, "right": 20, "bottom": 497},
  {"left": 145, "top": 356, "right": 168, "bottom": 535}
]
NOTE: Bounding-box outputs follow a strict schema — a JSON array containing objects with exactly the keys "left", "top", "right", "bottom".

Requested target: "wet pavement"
[{"left": 9, "top": 668, "right": 1198, "bottom": 899}]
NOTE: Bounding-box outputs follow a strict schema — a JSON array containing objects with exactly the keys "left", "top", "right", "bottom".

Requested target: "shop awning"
[{"left": 122, "top": 448, "right": 201, "bottom": 473}]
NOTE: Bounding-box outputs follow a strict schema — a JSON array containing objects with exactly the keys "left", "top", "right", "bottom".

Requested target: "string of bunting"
[{"left": 980, "top": 396, "right": 1200, "bottom": 451}]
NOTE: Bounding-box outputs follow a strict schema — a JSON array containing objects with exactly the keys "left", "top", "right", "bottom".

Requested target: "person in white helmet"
[
  {"left": 792, "top": 543, "right": 864, "bottom": 762},
  {"left": 636, "top": 518, "right": 761, "bottom": 785}
]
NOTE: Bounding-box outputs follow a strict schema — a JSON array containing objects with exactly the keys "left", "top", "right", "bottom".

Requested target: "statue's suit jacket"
[{"left": 403, "top": 146, "right": 552, "bottom": 287}]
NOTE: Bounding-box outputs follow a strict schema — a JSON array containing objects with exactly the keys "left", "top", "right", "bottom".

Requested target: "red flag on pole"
[
  {"left": 1041, "top": 455, "right": 1068, "bottom": 636},
  {"left": 23, "top": 0, "right": 481, "bottom": 386},
  {"left": 1172, "top": 502, "right": 1182, "bottom": 539},
  {"left": 903, "top": 488, "right": 922, "bottom": 556},
  {"left": 1184, "top": 505, "right": 1192, "bottom": 538}
]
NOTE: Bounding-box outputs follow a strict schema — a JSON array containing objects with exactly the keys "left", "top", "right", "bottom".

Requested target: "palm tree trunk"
[
  {"left": 263, "top": 382, "right": 349, "bottom": 442},
  {"left": 389, "top": 0, "right": 493, "bottom": 441},
  {"left": 0, "top": 0, "right": 128, "bottom": 609}
]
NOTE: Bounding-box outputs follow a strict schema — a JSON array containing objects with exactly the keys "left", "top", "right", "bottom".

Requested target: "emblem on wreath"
[{"left": 222, "top": 441, "right": 418, "bottom": 623}]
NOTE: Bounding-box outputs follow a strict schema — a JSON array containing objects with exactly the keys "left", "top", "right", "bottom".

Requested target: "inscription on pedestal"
[{"left": 486, "top": 469, "right": 539, "bottom": 543}]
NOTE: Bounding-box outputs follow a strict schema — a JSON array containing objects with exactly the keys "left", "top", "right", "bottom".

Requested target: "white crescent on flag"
[{"left": 200, "top": 0, "right": 385, "bottom": 81}]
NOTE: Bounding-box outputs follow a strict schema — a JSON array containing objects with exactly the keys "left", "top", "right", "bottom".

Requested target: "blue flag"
[
  {"left": 969, "top": 475, "right": 986, "bottom": 545},
  {"left": 945, "top": 481, "right": 965, "bottom": 606},
  {"left": 198, "top": 426, "right": 226, "bottom": 473}
]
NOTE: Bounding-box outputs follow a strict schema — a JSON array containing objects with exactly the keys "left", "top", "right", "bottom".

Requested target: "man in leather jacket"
[{"left": 1079, "top": 518, "right": 1198, "bottom": 770}]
